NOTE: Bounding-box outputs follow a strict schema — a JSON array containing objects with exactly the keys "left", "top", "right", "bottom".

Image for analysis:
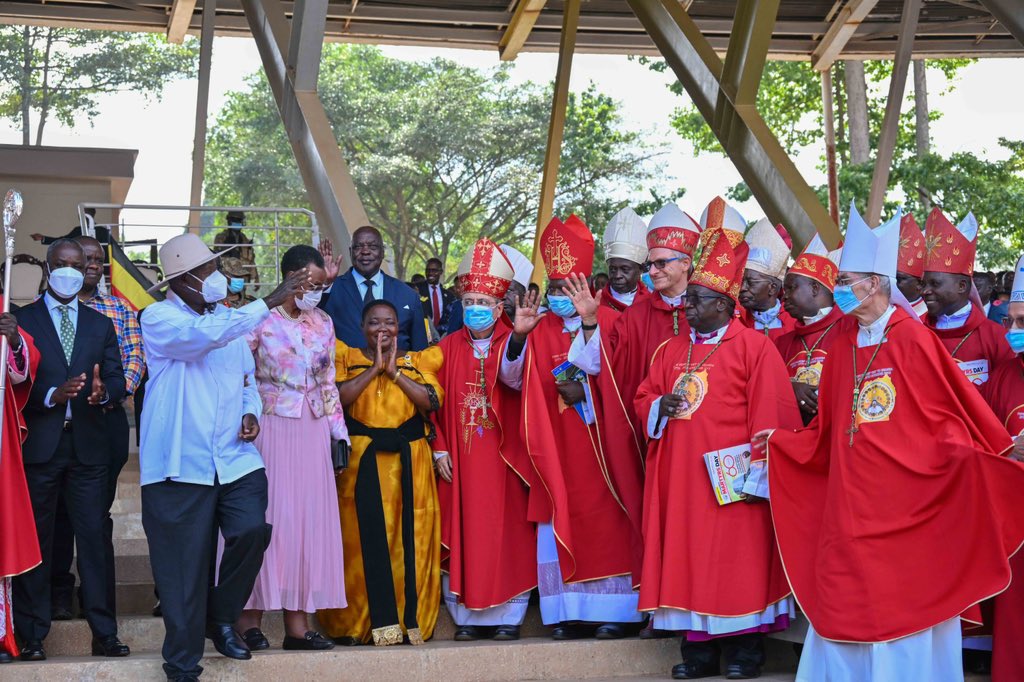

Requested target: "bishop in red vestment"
[
  {"left": 922, "top": 207, "right": 1014, "bottom": 389},
  {"left": 896, "top": 213, "right": 929, "bottom": 319},
  {"left": 739, "top": 218, "right": 797, "bottom": 342},
  {"left": 601, "top": 207, "right": 651, "bottom": 313},
  {"left": 434, "top": 239, "right": 537, "bottom": 642},
  {"left": 777, "top": 235, "right": 853, "bottom": 425},
  {"left": 634, "top": 227, "right": 800, "bottom": 680},
  {"left": 984, "top": 263, "right": 1024, "bottom": 682},
  {"left": 763, "top": 207, "right": 1024, "bottom": 681},
  {"left": 0, "top": 308, "right": 41, "bottom": 661},
  {"left": 520, "top": 216, "right": 643, "bottom": 639}
]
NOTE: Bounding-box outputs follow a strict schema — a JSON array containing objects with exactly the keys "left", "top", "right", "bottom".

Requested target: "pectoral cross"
[{"left": 848, "top": 387, "right": 860, "bottom": 446}]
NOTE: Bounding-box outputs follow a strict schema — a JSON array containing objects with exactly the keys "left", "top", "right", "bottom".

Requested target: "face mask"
[
  {"left": 295, "top": 289, "right": 323, "bottom": 311},
  {"left": 228, "top": 277, "right": 245, "bottom": 294},
  {"left": 463, "top": 304, "right": 495, "bottom": 332},
  {"left": 1007, "top": 329, "right": 1024, "bottom": 354},
  {"left": 48, "top": 266, "right": 84, "bottom": 298},
  {"left": 547, "top": 295, "right": 577, "bottom": 318},
  {"left": 188, "top": 270, "right": 228, "bottom": 304},
  {"left": 834, "top": 278, "right": 870, "bottom": 315}
]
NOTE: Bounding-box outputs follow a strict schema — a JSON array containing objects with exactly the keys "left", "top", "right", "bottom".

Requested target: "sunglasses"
[{"left": 644, "top": 257, "right": 684, "bottom": 271}]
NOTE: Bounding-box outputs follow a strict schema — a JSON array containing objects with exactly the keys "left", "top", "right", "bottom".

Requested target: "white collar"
[
  {"left": 562, "top": 316, "right": 582, "bottom": 332},
  {"left": 660, "top": 292, "right": 683, "bottom": 307},
  {"left": 610, "top": 287, "right": 637, "bottom": 306},
  {"left": 935, "top": 301, "right": 972, "bottom": 330},
  {"left": 803, "top": 306, "right": 833, "bottom": 325},
  {"left": 44, "top": 291, "right": 78, "bottom": 313},
  {"left": 857, "top": 304, "right": 896, "bottom": 348},
  {"left": 752, "top": 299, "right": 782, "bottom": 326},
  {"left": 352, "top": 269, "right": 384, "bottom": 290}
]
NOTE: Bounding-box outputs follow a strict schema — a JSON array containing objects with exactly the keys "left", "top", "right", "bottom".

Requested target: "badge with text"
[
  {"left": 1005, "top": 403, "right": 1024, "bottom": 437},
  {"left": 671, "top": 369, "right": 708, "bottom": 420},
  {"left": 956, "top": 358, "right": 990, "bottom": 386},
  {"left": 856, "top": 374, "right": 896, "bottom": 425}
]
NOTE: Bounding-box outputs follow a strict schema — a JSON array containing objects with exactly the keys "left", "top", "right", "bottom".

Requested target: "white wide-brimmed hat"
[{"left": 147, "top": 233, "right": 236, "bottom": 294}]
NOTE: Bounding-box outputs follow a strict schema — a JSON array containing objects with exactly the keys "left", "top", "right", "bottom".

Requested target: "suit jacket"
[
  {"left": 14, "top": 297, "right": 126, "bottom": 465},
  {"left": 417, "top": 281, "right": 456, "bottom": 335},
  {"left": 322, "top": 268, "right": 429, "bottom": 352}
]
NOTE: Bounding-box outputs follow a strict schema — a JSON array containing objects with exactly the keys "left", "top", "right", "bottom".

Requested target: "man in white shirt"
[{"left": 139, "top": 234, "right": 309, "bottom": 682}]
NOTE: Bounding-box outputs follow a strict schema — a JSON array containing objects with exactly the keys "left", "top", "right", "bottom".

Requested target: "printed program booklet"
[
  {"left": 551, "top": 360, "right": 595, "bottom": 425},
  {"left": 703, "top": 443, "right": 754, "bottom": 505}
]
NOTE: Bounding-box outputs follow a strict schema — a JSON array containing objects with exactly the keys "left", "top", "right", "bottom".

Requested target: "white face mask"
[
  {"left": 295, "top": 289, "right": 322, "bottom": 311},
  {"left": 48, "top": 266, "right": 85, "bottom": 299},
  {"left": 187, "top": 270, "right": 228, "bottom": 304}
]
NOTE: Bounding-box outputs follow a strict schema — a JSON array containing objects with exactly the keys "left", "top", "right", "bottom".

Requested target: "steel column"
[
  {"left": 627, "top": 0, "right": 839, "bottom": 251},
  {"left": 529, "top": 0, "right": 580, "bottom": 285},
  {"left": 866, "top": 0, "right": 921, "bottom": 225},
  {"left": 187, "top": 0, "right": 215, "bottom": 230},
  {"left": 288, "top": 0, "right": 328, "bottom": 90},
  {"left": 979, "top": 0, "right": 1024, "bottom": 48},
  {"left": 241, "top": 0, "right": 368, "bottom": 254}
]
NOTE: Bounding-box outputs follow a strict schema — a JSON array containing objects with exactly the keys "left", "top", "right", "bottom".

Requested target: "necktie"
[
  {"left": 58, "top": 305, "right": 74, "bottom": 363},
  {"left": 431, "top": 285, "right": 441, "bottom": 327},
  {"left": 363, "top": 280, "right": 376, "bottom": 306}
]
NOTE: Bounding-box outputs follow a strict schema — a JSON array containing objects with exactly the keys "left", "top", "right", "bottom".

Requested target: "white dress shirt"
[
  {"left": 803, "top": 306, "right": 833, "bottom": 325},
  {"left": 609, "top": 287, "right": 637, "bottom": 307},
  {"left": 42, "top": 292, "right": 81, "bottom": 417},
  {"left": 352, "top": 269, "right": 385, "bottom": 301},
  {"left": 752, "top": 299, "right": 784, "bottom": 330},
  {"left": 935, "top": 302, "right": 972, "bottom": 330},
  {"left": 857, "top": 304, "right": 897, "bottom": 348},
  {"left": 139, "top": 292, "right": 268, "bottom": 487}
]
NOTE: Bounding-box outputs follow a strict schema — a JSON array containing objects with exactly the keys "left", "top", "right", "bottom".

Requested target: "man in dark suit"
[
  {"left": 322, "top": 225, "right": 428, "bottom": 351},
  {"left": 416, "top": 257, "right": 455, "bottom": 337},
  {"left": 12, "top": 238, "right": 128, "bottom": 661}
]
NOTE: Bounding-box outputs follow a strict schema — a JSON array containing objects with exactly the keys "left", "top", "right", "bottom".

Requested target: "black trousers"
[
  {"left": 142, "top": 469, "right": 270, "bottom": 680},
  {"left": 681, "top": 632, "right": 766, "bottom": 669},
  {"left": 51, "top": 406, "right": 130, "bottom": 614},
  {"left": 13, "top": 431, "right": 117, "bottom": 643}
]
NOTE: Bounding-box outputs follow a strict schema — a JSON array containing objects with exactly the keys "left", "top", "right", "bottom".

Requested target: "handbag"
[{"left": 331, "top": 440, "right": 350, "bottom": 471}]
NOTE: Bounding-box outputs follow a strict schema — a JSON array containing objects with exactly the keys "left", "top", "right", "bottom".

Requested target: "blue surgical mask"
[
  {"left": 1007, "top": 329, "right": 1024, "bottom": 354},
  {"left": 834, "top": 277, "right": 870, "bottom": 315},
  {"left": 547, "top": 295, "right": 577, "bottom": 318},
  {"left": 463, "top": 305, "right": 496, "bottom": 332},
  {"left": 228, "top": 277, "right": 245, "bottom": 294}
]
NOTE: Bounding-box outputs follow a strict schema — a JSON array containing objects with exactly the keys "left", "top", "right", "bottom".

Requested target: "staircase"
[{"left": 0, "top": 434, "right": 989, "bottom": 681}]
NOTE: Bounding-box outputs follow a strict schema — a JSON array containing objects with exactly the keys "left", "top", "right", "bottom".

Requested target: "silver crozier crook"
[{"left": 0, "top": 190, "right": 24, "bottom": 467}]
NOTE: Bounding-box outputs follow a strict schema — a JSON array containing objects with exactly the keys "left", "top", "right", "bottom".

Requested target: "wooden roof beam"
[
  {"left": 811, "top": 0, "right": 880, "bottom": 71},
  {"left": 499, "top": 0, "right": 548, "bottom": 61},
  {"left": 167, "top": 0, "right": 198, "bottom": 43}
]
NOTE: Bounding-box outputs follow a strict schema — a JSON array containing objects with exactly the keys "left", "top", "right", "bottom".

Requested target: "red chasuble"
[
  {"left": 435, "top": 326, "right": 537, "bottom": 609},
  {"left": 926, "top": 303, "right": 1015, "bottom": 388},
  {"left": 767, "top": 306, "right": 1024, "bottom": 643},
  {"left": 608, "top": 293, "right": 690, "bottom": 432},
  {"left": 739, "top": 304, "right": 797, "bottom": 343},
  {"left": 521, "top": 307, "right": 642, "bottom": 584},
  {"left": 0, "top": 326, "right": 41, "bottom": 580},
  {"left": 773, "top": 307, "right": 856, "bottom": 386},
  {"left": 601, "top": 283, "right": 651, "bottom": 313},
  {"left": 633, "top": 321, "right": 800, "bottom": 618},
  {"left": 982, "top": 355, "right": 1024, "bottom": 682}
]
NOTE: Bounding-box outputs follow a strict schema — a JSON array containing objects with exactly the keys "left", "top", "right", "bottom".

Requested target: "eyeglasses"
[
  {"left": 644, "top": 257, "right": 684, "bottom": 271},
  {"left": 352, "top": 243, "right": 382, "bottom": 253},
  {"left": 1001, "top": 316, "right": 1024, "bottom": 330},
  {"left": 835, "top": 276, "right": 871, "bottom": 288},
  {"left": 683, "top": 293, "right": 725, "bottom": 306}
]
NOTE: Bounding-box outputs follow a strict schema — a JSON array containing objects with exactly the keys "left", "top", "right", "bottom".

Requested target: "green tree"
[
  {"left": 0, "top": 26, "right": 197, "bottom": 145},
  {"left": 205, "top": 45, "right": 669, "bottom": 279},
  {"left": 645, "top": 57, "right": 1024, "bottom": 268}
]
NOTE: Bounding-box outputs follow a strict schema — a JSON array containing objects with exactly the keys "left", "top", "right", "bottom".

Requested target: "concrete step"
[
  {"left": 112, "top": 512, "right": 144, "bottom": 540},
  {"left": 1, "top": 637, "right": 686, "bottom": 681}
]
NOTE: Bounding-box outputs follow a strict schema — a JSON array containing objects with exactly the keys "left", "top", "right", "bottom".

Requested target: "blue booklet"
[{"left": 551, "top": 360, "right": 595, "bottom": 425}]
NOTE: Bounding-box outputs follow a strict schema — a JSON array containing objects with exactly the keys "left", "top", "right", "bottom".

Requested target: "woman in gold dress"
[{"left": 318, "top": 300, "right": 443, "bottom": 646}]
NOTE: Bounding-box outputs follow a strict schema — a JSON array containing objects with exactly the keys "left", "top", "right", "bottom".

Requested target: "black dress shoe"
[
  {"left": 283, "top": 631, "right": 335, "bottom": 651},
  {"left": 453, "top": 625, "right": 491, "bottom": 641},
  {"left": 205, "top": 623, "right": 251, "bottom": 660},
  {"left": 671, "top": 661, "right": 720, "bottom": 679},
  {"left": 551, "top": 623, "right": 595, "bottom": 640},
  {"left": 492, "top": 625, "right": 520, "bottom": 641},
  {"left": 332, "top": 636, "right": 362, "bottom": 646},
  {"left": 0, "top": 651, "right": 13, "bottom": 664},
  {"left": 639, "top": 625, "right": 676, "bottom": 639},
  {"left": 241, "top": 628, "right": 270, "bottom": 651},
  {"left": 19, "top": 641, "right": 46, "bottom": 661},
  {"left": 595, "top": 623, "right": 629, "bottom": 639},
  {"left": 725, "top": 662, "right": 761, "bottom": 679},
  {"left": 91, "top": 635, "right": 130, "bottom": 657},
  {"left": 51, "top": 605, "right": 73, "bottom": 621}
]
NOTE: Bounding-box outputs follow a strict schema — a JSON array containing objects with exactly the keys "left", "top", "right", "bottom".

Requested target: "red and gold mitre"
[
  {"left": 699, "top": 196, "right": 747, "bottom": 246},
  {"left": 645, "top": 202, "right": 701, "bottom": 256},
  {"left": 455, "top": 237, "right": 515, "bottom": 299},
  {"left": 898, "top": 213, "right": 925, "bottom": 278},
  {"left": 541, "top": 214, "right": 595, "bottom": 279},
  {"left": 789, "top": 234, "right": 840, "bottom": 292},
  {"left": 690, "top": 226, "right": 749, "bottom": 303},
  {"left": 923, "top": 207, "right": 978, "bottom": 276}
]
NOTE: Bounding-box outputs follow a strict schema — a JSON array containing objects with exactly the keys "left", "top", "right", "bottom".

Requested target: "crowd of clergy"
[{"left": 1, "top": 193, "right": 1024, "bottom": 682}]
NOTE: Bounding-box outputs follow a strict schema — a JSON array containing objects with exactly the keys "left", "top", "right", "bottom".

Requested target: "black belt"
[{"left": 345, "top": 414, "right": 427, "bottom": 645}]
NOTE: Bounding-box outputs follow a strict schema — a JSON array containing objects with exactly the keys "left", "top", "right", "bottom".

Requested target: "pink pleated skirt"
[{"left": 246, "top": 401, "right": 347, "bottom": 612}]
